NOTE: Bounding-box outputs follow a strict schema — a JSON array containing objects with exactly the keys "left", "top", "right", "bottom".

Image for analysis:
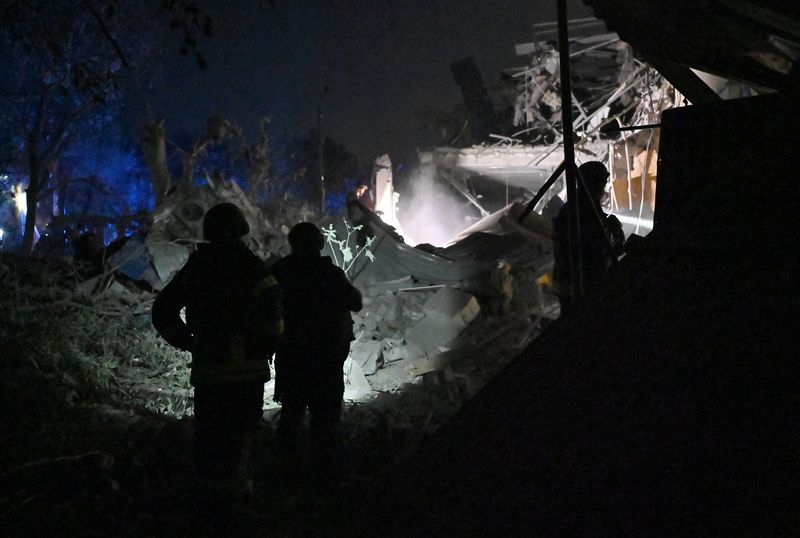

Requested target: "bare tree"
[
  {"left": 1, "top": 2, "right": 126, "bottom": 252},
  {"left": 246, "top": 117, "right": 271, "bottom": 197},
  {"left": 139, "top": 115, "right": 240, "bottom": 204},
  {"left": 1, "top": 0, "right": 220, "bottom": 252}
]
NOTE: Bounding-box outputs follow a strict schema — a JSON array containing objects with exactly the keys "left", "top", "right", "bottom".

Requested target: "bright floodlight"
[{"left": 13, "top": 185, "right": 26, "bottom": 215}]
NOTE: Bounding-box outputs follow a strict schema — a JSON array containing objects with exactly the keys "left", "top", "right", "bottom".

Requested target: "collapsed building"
[
  {"left": 58, "top": 22, "right": 768, "bottom": 407},
  {"left": 417, "top": 23, "right": 765, "bottom": 248},
  {"left": 24, "top": 8, "right": 788, "bottom": 429},
  {"left": 420, "top": 29, "right": 689, "bottom": 241},
  {"left": 322, "top": 28, "right": 697, "bottom": 399},
  {"left": 342, "top": 1, "right": 800, "bottom": 535},
  {"left": 68, "top": 172, "right": 555, "bottom": 405},
  {"left": 2, "top": 2, "right": 796, "bottom": 534}
]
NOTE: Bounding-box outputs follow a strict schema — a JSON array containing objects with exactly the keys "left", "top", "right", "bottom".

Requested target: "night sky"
[{"left": 124, "top": 0, "right": 594, "bottom": 167}]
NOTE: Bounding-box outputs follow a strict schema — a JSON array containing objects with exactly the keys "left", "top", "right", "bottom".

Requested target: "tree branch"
[
  {"left": 81, "top": 0, "right": 129, "bottom": 67},
  {"left": 40, "top": 98, "right": 98, "bottom": 170}
]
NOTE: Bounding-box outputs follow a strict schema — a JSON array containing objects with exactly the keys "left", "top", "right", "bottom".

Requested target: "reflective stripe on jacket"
[{"left": 152, "top": 239, "right": 283, "bottom": 387}]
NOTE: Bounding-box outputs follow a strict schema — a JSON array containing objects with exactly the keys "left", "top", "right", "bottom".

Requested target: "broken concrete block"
[
  {"left": 400, "top": 290, "right": 433, "bottom": 322},
  {"left": 383, "top": 346, "right": 406, "bottom": 363},
  {"left": 373, "top": 301, "right": 389, "bottom": 321},
  {"left": 405, "top": 343, "right": 426, "bottom": 362},
  {"left": 348, "top": 338, "right": 383, "bottom": 375},
  {"left": 147, "top": 241, "right": 190, "bottom": 286},
  {"left": 404, "top": 287, "right": 481, "bottom": 354},
  {"left": 355, "top": 329, "right": 381, "bottom": 344},
  {"left": 382, "top": 337, "right": 404, "bottom": 348},
  {"left": 382, "top": 338, "right": 409, "bottom": 363},
  {"left": 421, "top": 286, "right": 480, "bottom": 328},
  {"left": 343, "top": 358, "right": 372, "bottom": 401},
  {"left": 405, "top": 317, "right": 458, "bottom": 354},
  {"left": 363, "top": 295, "right": 401, "bottom": 333},
  {"left": 377, "top": 320, "right": 392, "bottom": 334}
]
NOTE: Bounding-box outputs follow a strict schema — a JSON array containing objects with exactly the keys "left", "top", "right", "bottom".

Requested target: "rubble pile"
[
  {"left": 425, "top": 31, "right": 691, "bottom": 240},
  {"left": 0, "top": 251, "right": 542, "bottom": 537},
  {"left": 26, "top": 172, "right": 560, "bottom": 417},
  {"left": 344, "top": 285, "right": 480, "bottom": 394},
  {"left": 78, "top": 181, "right": 317, "bottom": 294},
  {"left": 2, "top": 170, "right": 569, "bottom": 531},
  {"left": 333, "top": 201, "right": 558, "bottom": 401},
  {"left": 114, "top": 180, "right": 285, "bottom": 290}
]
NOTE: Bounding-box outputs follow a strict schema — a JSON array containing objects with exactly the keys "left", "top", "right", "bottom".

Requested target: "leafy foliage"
[{"left": 321, "top": 218, "right": 375, "bottom": 278}]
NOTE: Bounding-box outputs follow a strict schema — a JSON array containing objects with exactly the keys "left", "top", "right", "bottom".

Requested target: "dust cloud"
[{"left": 397, "top": 167, "right": 473, "bottom": 247}]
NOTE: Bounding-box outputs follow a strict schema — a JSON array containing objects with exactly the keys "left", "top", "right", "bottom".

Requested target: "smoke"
[{"left": 398, "top": 167, "right": 474, "bottom": 247}]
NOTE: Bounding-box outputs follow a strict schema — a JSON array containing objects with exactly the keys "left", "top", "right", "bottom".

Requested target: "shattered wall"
[
  {"left": 420, "top": 31, "right": 689, "bottom": 240},
  {"left": 328, "top": 200, "right": 556, "bottom": 402}
]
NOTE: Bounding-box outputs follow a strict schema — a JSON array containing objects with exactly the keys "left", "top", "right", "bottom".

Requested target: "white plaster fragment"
[
  {"left": 348, "top": 338, "right": 383, "bottom": 375},
  {"left": 382, "top": 338, "right": 409, "bottom": 363},
  {"left": 343, "top": 358, "right": 373, "bottom": 401}
]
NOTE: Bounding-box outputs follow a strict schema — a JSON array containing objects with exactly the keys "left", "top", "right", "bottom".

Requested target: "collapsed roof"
[
  {"left": 583, "top": 0, "right": 800, "bottom": 96},
  {"left": 423, "top": 28, "right": 684, "bottom": 237},
  {"left": 340, "top": 4, "right": 800, "bottom": 532}
]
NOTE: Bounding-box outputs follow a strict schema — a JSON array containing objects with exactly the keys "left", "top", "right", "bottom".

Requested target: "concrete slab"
[
  {"left": 147, "top": 241, "right": 190, "bottom": 285},
  {"left": 349, "top": 338, "right": 383, "bottom": 375},
  {"left": 343, "top": 358, "right": 373, "bottom": 401},
  {"left": 420, "top": 286, "right": 480, "bottom": 328}
]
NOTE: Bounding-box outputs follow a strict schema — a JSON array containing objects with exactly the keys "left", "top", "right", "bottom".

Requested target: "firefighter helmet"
[
  {"left": 578, "top": 161, "right": 610, "bottom": 199},
  {"left": 202, "top": 203, "right": 250, "bottom": 242},
  {"left": 288, "top": 222, "right": 324, "bottom": 253}
]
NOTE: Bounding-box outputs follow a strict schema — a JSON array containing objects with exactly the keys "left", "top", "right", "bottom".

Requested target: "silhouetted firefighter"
[
  {"left": 553, "top": 161, "right": 625, "bottom": 313},
  {"left": 271, "top": 222, "right": 362, "bottom": 476},
  {"left": 151, "top": 203, "right": 283, "bottom": 513},
  {"left": 345, "top": 185, "right": 374, "bottom": 248}
]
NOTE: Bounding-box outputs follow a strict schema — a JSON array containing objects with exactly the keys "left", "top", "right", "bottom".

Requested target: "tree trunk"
[
  {"left": 178, "top": 137, "right": 210, "bottom": 194},
  {"left": 140, "top": 120, "right": 172, "bottom": 206},
  {"left": 247, "top": 117, "right": 270, "bottom": 196},
  {"left": 21, "top": 158, "right": 41, "bottom": 254}
]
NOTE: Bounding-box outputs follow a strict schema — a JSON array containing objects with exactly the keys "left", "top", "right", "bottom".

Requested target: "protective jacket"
[
  {"left": 270, "top": 253, "right": 361, "bottom": 403},
  {"left": 271, "top": 253, "right": 361, "bottom": 354},
  {"left": 553, "top": 198, "right": 625, "bottom": 296},
  {"left": 152, "top": 239, "right": 283, "bottom": 387}
]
